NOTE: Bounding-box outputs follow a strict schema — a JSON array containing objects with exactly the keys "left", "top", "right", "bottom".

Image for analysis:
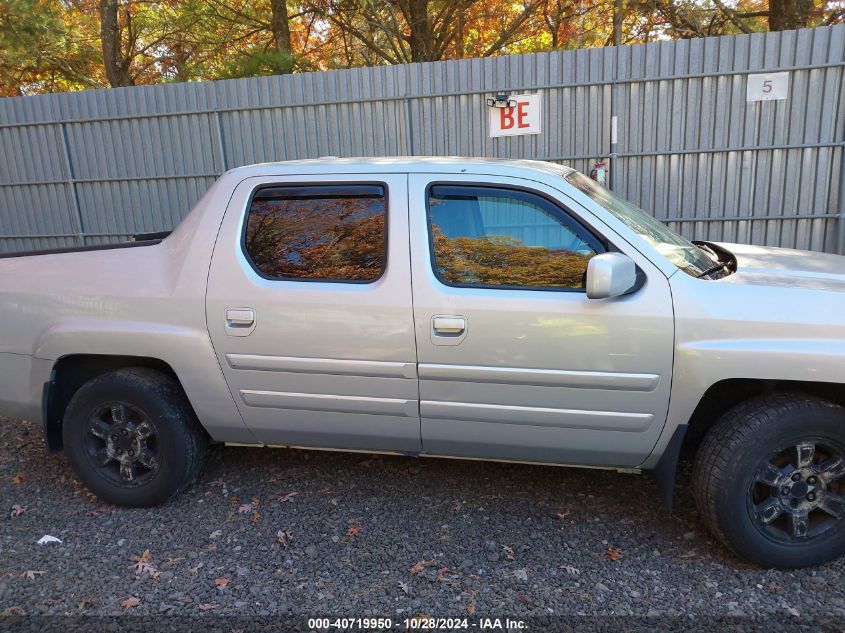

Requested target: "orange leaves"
[
  {"left": 409, "top": 559, "right": 437, "bottom": 575},
  {"left": 345, "top": 518, "right": 362, "bottom": 539},
  {"left": 606, "top": 546, "right": 624, "bottom": 561},
  {"left": 432, "top": 229, "right": 593, "bottom": 290}
]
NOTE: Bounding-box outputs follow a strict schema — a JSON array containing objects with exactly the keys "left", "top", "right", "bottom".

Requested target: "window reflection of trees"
[
  {"left": 245, "top": 196, "right": 386, "bottom": 281},
  {"left": 431, "top": 225, "right": 593, "bottom": 289}
]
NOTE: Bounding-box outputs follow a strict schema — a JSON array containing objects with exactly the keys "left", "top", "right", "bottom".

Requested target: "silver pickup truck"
[{"left": 1, "top": 157, "right": 843, "bottom": 568}]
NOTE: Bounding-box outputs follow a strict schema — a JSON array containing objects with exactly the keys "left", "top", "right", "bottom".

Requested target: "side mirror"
[{"left": 586, "top": 253, "right": 637, "bottom": 299}]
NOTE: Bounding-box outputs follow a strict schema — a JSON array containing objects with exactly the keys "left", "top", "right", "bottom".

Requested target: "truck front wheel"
[
  {"left": 693, "top": 393, "right": 845, "bottom": 568},
  {"left": 62, "top": 367, "right": 208, "bottom": 507}
]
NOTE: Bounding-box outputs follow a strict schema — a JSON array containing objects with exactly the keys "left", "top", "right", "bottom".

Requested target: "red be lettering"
[
  {"left": 517, "top": 102, "right": 529, "bottom": 128},
  {"left": 500, "top": 107, "right": 515, "bottom": 129}
]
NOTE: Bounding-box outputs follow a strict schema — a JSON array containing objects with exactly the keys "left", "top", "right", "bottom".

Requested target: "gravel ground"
[{"left": 2, "top": 415, "right": 845, "bottom": 632}]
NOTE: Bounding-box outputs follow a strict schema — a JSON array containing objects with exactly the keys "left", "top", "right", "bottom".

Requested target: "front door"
[
  {"left": 408, "top": 173, "right": 674, "bottom": 467},
  {"left": 206, "top": 173, "right": 421, "bottom": 452}
]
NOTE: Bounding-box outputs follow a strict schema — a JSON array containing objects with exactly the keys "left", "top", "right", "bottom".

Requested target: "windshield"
[{"left": 565, "top": 170, "right": 720, "bottom": 277}]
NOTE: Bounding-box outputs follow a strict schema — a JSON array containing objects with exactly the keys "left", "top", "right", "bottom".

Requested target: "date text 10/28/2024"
[{"left": 308, "top": 618, "right": 528, "bottom": 630}]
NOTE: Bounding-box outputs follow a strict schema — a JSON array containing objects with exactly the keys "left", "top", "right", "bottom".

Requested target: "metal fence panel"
[{"left": 0, "top": 26, "right": 842, "bottom": 253}]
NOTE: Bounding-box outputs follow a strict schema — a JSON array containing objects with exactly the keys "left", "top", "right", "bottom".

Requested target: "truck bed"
[{"left": 0, "top": 232, "right": 171, "bottom": 259}]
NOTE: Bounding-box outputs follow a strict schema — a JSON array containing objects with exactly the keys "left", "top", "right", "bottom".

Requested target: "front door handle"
[
  {"left": 225, "top": 308, "right": 256, "bottom": 337},
  {"left": 432, "top": 316, "right": 466, "bottom": 335}
]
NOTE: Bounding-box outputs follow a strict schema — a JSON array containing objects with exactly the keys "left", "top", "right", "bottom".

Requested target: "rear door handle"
[
  {"left": 432, "top": 316, "right": 466, "bottom": 335},
  {"left": 225, "top": 308, "right": 256, "bottom": 336}
]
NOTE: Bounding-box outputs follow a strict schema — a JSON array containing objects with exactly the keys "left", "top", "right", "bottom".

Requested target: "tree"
[
  {"left": 0, "top": 0, "right": 843, "bottom": 94},
  {"left": 307, "top": 0, "right": 548, "bottom": 65},
  {"left": 769, "top": 0, "right": 814, "bottom": 29},
  {"left": 99, "top": 0, "right": 133, "bottom": 86},
  {"left": 629, "top": 0, "right": 840, "bottom": 40},
  {"left": 0, "top": 0, "right": 100, "bottom": 95}
]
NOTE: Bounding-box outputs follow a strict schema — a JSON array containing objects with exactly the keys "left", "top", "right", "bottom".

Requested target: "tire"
[
  {"left": 693, "top": 393, "right": 845, "bottom": 568},
  {"left": 62, "top": 367, "right": 208, "bottom": 507}
]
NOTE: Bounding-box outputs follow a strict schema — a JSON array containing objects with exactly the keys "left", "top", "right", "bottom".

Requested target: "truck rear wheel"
[
  {"left": 62, "top": 367, "right": 207, "bottom": 507},
  {"left": 693, "top": 393, "right": 845, "bottom": 568}
]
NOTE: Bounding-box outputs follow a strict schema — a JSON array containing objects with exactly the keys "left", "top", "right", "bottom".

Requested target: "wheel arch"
[
  {"left": 649, "top": 378, "right": 845, "bottom": 509},
  {"left": 44, "top": 354, "right": 183, "bottom": 452}
]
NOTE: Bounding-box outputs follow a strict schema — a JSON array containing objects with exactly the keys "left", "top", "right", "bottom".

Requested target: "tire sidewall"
[
  {"left": 715, "top": 405, "right": 845, "bottom": 568},
  {"left": 63, "top": 372, "right": 192, "bottom": 507}
]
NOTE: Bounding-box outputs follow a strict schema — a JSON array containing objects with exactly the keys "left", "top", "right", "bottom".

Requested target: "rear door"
[
  {"left": 205, "top": 173, "right": 421, "bottom": 452},
  {"left": 408, "top": 172, "right": 674, "bottom": 467}
]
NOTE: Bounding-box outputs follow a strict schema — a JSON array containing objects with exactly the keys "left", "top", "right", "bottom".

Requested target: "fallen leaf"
[
  {"left": 214, "top": 577, "right": 231, "bottom": 589},
  {"left": 133, "top": 559, "right": 158, "bottom": 577},
  {"left": 121, "top": 597, "right": 141, "bottom": 610},
  {"left": 78, "top": 597, "right": 94, "bottom": 611},
  {"left": 251, "top": 511, "right": 262, "bottom": 525},
  {"left": 277, "top": 529, "right": 294, "bottom": 547},
  {"left": 0, "top": 607, "right": 25, "bottom": 616},
  {"left": 37, "top": 535, "right": 61, "bottom": 545},
  {"left": 347, "top": 525, "right": 361, "bottom": 537},
  {"left": 132, "top": 549, "right": 152, "bottom": 561},
  {"left": 10, "top": 473, "right": 24, "bottom": 485},
  {"left": 209, "top": 530, "right": 223, "bottom": 539},
  {"left": 398, "top": 581, "right": 411, "bottom": 596},
  {"left": 502, "top": 545, "right": 515, "bottom": 560},
  {"left": 787, "top": 606, "right": 800, "bottom": 617},
  {"left": 515, "top": 591, "right": 532, "bottom": 605},
  {"left": 329, "top": 499, "right": 338, "bottom": 507},
  {"left": 238, "top": 503, "right": 255, "bottom": 515},
  {"left": 436, "top": 567, "right": 450, "bottom": 580},
  {"left": 556, "top": 510, "right": 571, "bottom": 520},
  {"left": 199, "top": 603, "right": 220, "bottom": 611},
  {"left": 562, "top": 565, "right": 580, "bottom": 576},
  {"left": 9, "top": 504, "right": 25, "bottom": 518},
  {"left": 409, "top": 559, "right": 437, "bottom": 575},
  {"left": 278, "top": 492, "right": 298, "bottom": 503},
  {"left": 188, "top": 562, "right": 204, "bottom": 575},
  {"left": 606, "top": 547, "right": 624, "bottom": 561},
  {"left": 21, "top": 570, "right": 45, "bottom": 580}
]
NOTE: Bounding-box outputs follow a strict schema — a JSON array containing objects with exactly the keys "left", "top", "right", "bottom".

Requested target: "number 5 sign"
[
  {"left": 489, "top": 94, "right": 542, "bottom": 137},
  {"left": 746, "top": 72, "right": 789, "bottom": 102}
]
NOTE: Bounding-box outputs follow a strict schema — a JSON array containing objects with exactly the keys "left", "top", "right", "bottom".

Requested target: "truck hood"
[{"left": 712, "top": 242, "right": 845, "bottom": 292}]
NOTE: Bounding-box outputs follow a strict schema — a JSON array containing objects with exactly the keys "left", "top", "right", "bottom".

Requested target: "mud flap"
[
  {"left": 648, "top": 424, "right": 687, "bottom": 510},
  {"left": 41, "top": 379, "right": 62, "bottom": 452}
]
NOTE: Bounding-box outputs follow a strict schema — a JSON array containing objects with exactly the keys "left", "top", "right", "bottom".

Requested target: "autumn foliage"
[
  {"left": 245, "top": 196, "right": 386, "bottom": 281},
  {"left": 1, "top": 0, "right": 841, "bottom": 96},
  {"left": 432, "top": 227, "right": 592, "bottom": 288}
]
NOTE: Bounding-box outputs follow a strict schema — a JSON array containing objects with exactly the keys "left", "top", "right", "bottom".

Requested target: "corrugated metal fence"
[{"left": 0, "top": 25, "right": 843, "bottom": 254}]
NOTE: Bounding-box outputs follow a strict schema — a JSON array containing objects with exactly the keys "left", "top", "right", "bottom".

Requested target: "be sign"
[
  {"left": 489, "top": 94, "right": 542, "bottom": 138},
  {"left": 746, "top": 72, "right": 789, "bottom": 102}
]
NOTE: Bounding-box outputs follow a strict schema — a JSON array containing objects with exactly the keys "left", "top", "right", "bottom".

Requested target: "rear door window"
[{"left": 243, "top": 184, "right": 387, "bottom": 283}]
